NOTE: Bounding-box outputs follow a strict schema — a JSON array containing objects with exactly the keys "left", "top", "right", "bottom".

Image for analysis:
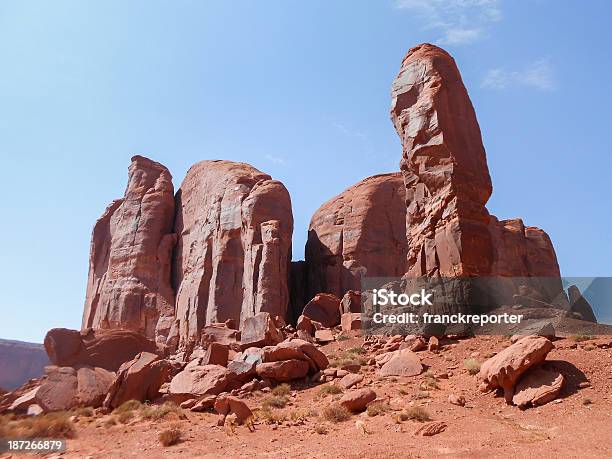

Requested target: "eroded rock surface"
[
  {"left": 83, "top": 156, "right": 176, "bottom": 344},
  {"left": 173, "top": 160, "right": 293, "bottom": 346},
  {"left": 305, "top": 174, "right": 407, "bottom": 299},
  {"left": 390, "top": 44, "right": 562, "bottom": 296}
]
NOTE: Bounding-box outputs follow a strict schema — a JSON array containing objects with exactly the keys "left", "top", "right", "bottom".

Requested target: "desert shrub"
[
  {"left": 257, "top": 408, "right": 287, "bottom": 425},
  {"left": 421, "top": 372, "right": 440, "bottom": 390},
  {"left": 583, "top": 344, "right": 596, "bottom": 351},
  {"left": 74, "top": 406, "right": 94, "bottom": 417},
  {"left": 571, "top": 335, "right": 593, "bottom": 342},
  {"left": 397, "top": 406, "right": 431, "bottom": 422},
  {"left": 322, "top": 404, "right": 351, "bottom": 423},
  {"left": 347, "top": 347, "right": 366, "bottom": 355},
  {"left": 261, "top": 394, "right": 288, "bottom": 410},
  {"left": 464, "top": 358, "right": 481, "bottom": 375},
  {"left": 319, "top": 384, "right": 343, "bottom": 396},
  {"left": 314, "top": 423, "right": 328, "bottom": 434},
  {"left": 413, "top": 391, "right": 431, "bottom": 400},
  {"left": 398, "top": 388, "right": 408, "bottom": 396},
  {"left": 141, "top": 402, "right": 184, "bottom": 421},
  {"left": 104, "top": 416, "right": 118, "bottom": 427},
  {"left": 336, "top": 334, "right": 349, "bottom": 342},
  {"left": 114, "top": 400, "right": 142, "bottom": 414},
  {"left": 117, "top": 410, "right": 134, "bottom": 424},
  {"left": 159, "top": 427, "right": 181, "bottom": 446},
  {"left": 7, "top": 412, "right": 76, "bottom": 439},
  {"left": 366, "top": 402, "right": 390, "bottom": 417},
  {"left": 271, "top": 383, "right": 291, "bottom": 396},
  {"left": 582, "top": 398, "right": 593, "bottom": 405}
]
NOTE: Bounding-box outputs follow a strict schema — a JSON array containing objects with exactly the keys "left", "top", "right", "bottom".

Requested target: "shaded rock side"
[
  {"left": 305, "top": 173, "right": 407, "bottom": 299},
  {"left": 173, "top": 160, "right": 293, "bottom": 346},
  {"left": 390, "top": 43, "right": 561, "bottom": 283},
  {"left": 83, "top": 155, "right": 176, "bottom": 344},
  {"left": 0, "top": 339, "right": 49, "bottom": 390}
]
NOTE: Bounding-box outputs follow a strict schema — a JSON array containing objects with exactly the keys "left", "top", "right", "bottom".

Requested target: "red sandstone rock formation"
[
  {"left": 390, "top": 44, "right": 561, "bottom": 282},
  {"left": 173, "top": 161, "right": 293, "bottom": 346},
  {"left": 82, "top": 156, "right": 176, "bottom": 343},
  {"left": 305, "top": 173, "right": 407, "bottom": 298}
]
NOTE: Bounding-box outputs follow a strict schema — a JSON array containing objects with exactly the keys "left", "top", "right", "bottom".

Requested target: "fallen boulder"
[
  {"left": 379, "top": 349, "right": 423, "bottom": 377},
  {"left": 241, "top": 312, "right": 284, "bottom": 349},
  {"left": 169, "top": 364, "right": 236, "bottom": 397},
  {"left": 478, "top": 335, "right": 554, "bottom": 402},
  {"left": 104, "top": 352, "right": 180, "bottom": 409},
  {"left": 256, "top": 359, "right": 309, "bottom": 382},
  {"left": 302, "top": 293, "right": 341, "bottom": 328},
  {"left": 44, "top": 328, "right": 159, "bottom": 372},
  {"left": 339, "top": 388, "right": 376, "bottom": 412},
  {"left": 341, "top": 313, "right": 361, "bottom": 332},
  {"left": 36, "top": 366, "right": 115, "bottom": 412},
  {"left": 512, "top": 362, "right": 564, "bottom": 408}
]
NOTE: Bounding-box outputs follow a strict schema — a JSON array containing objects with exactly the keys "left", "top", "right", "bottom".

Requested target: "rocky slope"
[{"left": 0, "top": 339, "right": 49, "bottom": 390}]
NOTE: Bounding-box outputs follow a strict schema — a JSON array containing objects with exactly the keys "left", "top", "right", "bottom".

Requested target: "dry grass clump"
[
  {"left": 396, "top": 406, "right": 431, "bottom": 423},
  {"left": 398, "top": 388, "right": 408, "bottom": 396},
  {"left": 3, "top": 412, "right": 76, "bottom": 439},
  {"left": 322, "top": 404, "right": 351, "bottom": 423},
  {"left": 366, "top": 401, "right": 390, "bottom": 417},
  {"left": 257, "top": 408, "right": 287, "bottom": 425},
  {"left": 347, "top": 346, "right": 366, "bottom": 355},
  {"left": 73, "top": 406, "right": 94, "bottom": 417},
  {"left": 314, "top": 423, "right": 329, "bottom": 434},
  {"left": 319, "top": 384, "right": 343, "bottom": 396},
  {"left": 103, "top": 416, "right": 118, "bottom": 427},
  {"left": 114, "top": 399, "right": 143, "bottom": 413},
  {"left": 413, "top": 390, "right": 431, "bottom": 400},
  {"left": 420, "top": 372, "right": 440, "bottom": 390},
  {"left": 159, "top": 427, "right": 182, "bottom": 446},
  {"left": 463, "top": 358, "right": 481, "bottom": 375},
  {"left": 582, "top": 398, "right": 593, "bottom": 405},
  {"left": 141, "top": 402, "right": 185, "bottom": 421},
  {"left": 117, "top": 410, "right": 134, "bottom": 424},
  {"left": 271, "top": 383, "right": 291, "bottom": 396},
  {"left": 261, "top": 394, "right": 288, "bottom": 410},
  {"left": 571, "top": 334, "right": 593, "bottom": 342}
]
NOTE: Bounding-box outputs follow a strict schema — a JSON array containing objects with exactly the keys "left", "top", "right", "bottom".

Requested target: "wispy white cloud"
[
  {"left": 393, "top": 0, "right": 502, "bottom": 46},
  {"left": 482, "top": 59, "right": 557, "bottom": 91},
  {"left": 264, "top": 154, "right": 286, "bottom": 165},
  {"left": 333, "top": 123, "right": 367, "bottom": 140}
]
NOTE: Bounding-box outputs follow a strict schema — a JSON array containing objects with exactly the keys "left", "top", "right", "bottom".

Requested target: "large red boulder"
[
  {"left": 240, "top": 312, "right": 284, "bottom": 349},
  {"left": 82, "top": 156, "right": 176, "bottom": 344},
  {"left": 35, "top": 366, "right": 115, "bottom": 412},
  {"left": 512, "top": 362, "right": 564, "bottom": 408},
  {"left": 305, "top": 174, "right": 407, "bottom": 299},
  {"left": 104, "top": 352, "right": 180, "bottom": 409},
  {"left": 44, "top": 328, "right": 159, "bottom": 372},
  {"left": 169, "top": 364, "right": 236, "bottom": 396},
  {"left": 256, "top": 359, "right": 309, "bottom": 382},
  {"left": 173, "top": 161, "right": 293, "bottom": 346},
  {"left": 302, "top": 293, "right": 341, "bottom": 328},
  {"left": 478, "top": 335, "right": 554, "bottom": 402}
]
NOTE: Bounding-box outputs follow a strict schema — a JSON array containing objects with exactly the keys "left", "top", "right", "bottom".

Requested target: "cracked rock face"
[
  {"left": 390, "top": 43, "right": 561, "bottom": 293},
  {"left": 82, "top": 156, "right": 176, "bottom": 343},
  {"left": 172, "top": 160, "right": 293, "bottom": 347},
  {"left": 305, "top": 173, "right": 407, "bottom": 299}
]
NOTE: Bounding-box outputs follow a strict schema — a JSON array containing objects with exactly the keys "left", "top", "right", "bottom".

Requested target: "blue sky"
[{"left": 1, "top": 1, "right": 610, "bottom": 342}]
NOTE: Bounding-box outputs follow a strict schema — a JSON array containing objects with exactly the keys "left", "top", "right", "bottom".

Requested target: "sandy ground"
[{"left": 3, "top": 335, "right": 611, "bottom": 459}]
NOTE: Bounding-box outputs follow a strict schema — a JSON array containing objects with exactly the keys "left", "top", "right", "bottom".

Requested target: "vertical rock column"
[
  {"left": 390, "top": 43, "right": 494, "bottom": 277},
  {"left": 82, "top": 156, "right": 176, "bottom": 344},
  {"left": 172, "top": 160, "right": 293, "bottom": 347}
]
